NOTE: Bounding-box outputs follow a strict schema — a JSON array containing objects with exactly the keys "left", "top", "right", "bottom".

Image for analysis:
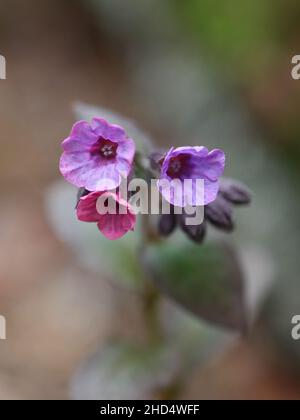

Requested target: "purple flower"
[
  {"left": 60, "top": 118, "right": 135, "bottom": 191},
  {"left": 158, "top": 146, "right": 225, "bottom": 207}
]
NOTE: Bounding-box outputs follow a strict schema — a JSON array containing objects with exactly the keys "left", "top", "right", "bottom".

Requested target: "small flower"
[
  {"left": 76, "top": 191, "right": 136, "bottom": 240},
  {"left": 60, "top": 119, "right": 135, "bottom": 191},
  {"left": 158, "top": 146, "right": 225, "bottom": 207}
]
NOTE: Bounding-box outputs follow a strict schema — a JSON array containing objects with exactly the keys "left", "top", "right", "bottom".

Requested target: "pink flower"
[
  {"left": 60, "top": 119, "right": 135, "bottom": 191},
  {"left": 76, "top": 191, "right": 136, "bottom": 240}
]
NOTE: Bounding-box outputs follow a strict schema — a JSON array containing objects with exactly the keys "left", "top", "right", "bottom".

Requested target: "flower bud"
[
  {"left": 76, "top": 188, "right": 90, "bottom": 209},
  {"left": 149, "top": 150, "right": 166, "bottom": 172},
  {"left": 158, "top": 212, "right": 177, "bottom": 237},
  {"left": 220, "top": 178, "right": 251, "bottom": 205},
  {"left": 180, "top": 209, "right": 207, "bottom": 244},
  {"left": 205, "top": 196, "right": 234, "bottom": 231}
]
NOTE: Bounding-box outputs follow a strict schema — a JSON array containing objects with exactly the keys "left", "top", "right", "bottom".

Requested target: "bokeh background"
[{"left": 1, "top": 0, "right": 300, "bottom": 399}]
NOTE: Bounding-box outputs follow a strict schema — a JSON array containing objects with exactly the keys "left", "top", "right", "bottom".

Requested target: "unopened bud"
[
  {"left": 205, "top": 196, "right": 234, "bottom": 231},
  {"left": 220, "top": 178, "right": 251, "bottom": 205},
  {"left": 149, "top": 150, "right": 166, "bottom": 172},
  {"left": 76, "top": 188, "right": 90, "bottom": 208},
  {"left": 158, "top": 212, "right": 177, "bottom": 237},
  {"left": 180, "top": 210, "right": 207, "bottom": 244}
]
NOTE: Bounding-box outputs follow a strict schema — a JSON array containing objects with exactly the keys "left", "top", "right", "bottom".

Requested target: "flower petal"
[
  {"left": 203, "top": 179, "right": 220, "bottom": 205},
  {"left": 117, "top": 137, "right": 136, "bottom": 165},
  {"left": 86, "top": 162, "right": 122, "bottom": 191},
  {"left": 61, "top": 121, "right": 97, "bottom": 152},
  {"left": 97, "top": 212, "right": 136, "bottom": 240},
  {"left": 60, "top": 151, "right": 123, "bottom": 191},
  {"left": 198, "top": 149, "right": 225, "bottom": 182},
  {"left": 91, "top": 118, "right": 126, "bottom": 141},
  {"left": 59, "top": 151, "right": 93, "bottom": 188},
  {"left": 77, "top": 191, "right": 102, "bottom": 222}
]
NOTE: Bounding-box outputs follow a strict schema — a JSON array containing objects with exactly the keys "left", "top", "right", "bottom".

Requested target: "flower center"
[
  {"left": 167, "top": 154, "right": 189, "bottom": 178},
  {"left": 91, "top": 138, "right": 118, "bottom": 159}
]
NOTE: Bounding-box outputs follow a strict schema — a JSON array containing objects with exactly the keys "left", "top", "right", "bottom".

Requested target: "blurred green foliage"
[
  {"left": 142, "top": 238, "right": 246, "bottom": 332},
  {"left": 172, "top": 0, "right": 300, "bottom": 169},
  {"left": 172, "top": 0, "right": 284, "bottom": 77}
]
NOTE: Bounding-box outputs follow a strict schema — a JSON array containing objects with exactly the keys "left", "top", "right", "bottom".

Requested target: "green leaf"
[{"left": 142, "top": 239, "right": 247, "bottom": 332}]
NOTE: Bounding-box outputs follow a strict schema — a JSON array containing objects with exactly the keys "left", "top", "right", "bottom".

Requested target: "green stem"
[
  {"left": 141, "top": 213, "right": 163, "bottom": 345},
  {"left": 143, "top": 280, "right": 162, "bottom": 345}
]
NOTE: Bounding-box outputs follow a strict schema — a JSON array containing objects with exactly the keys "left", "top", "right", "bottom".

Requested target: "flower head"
[
  {"left": 158, "top": 146, "right": 225, "bottom": 207},
  {"left": 60, "top": 118, "right": 135, "bottom": 191},
  {"left": 77, "top": 191, "right": 136, "bottom": 240}
]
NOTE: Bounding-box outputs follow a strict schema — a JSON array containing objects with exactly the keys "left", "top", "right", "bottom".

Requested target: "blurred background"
[{"left": 1, "top": 0, "right": 300, "bottom": 399}]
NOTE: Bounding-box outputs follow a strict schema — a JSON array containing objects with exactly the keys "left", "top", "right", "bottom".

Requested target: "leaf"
[
  {"left": 73, "top": 101, "right": 153, "bottom": 155},
  {"left": 142, "top": 239, "right": 247, "bottom": 332},
  {"left": 70, "top": 342, "right": 179, "bottom": 400}
]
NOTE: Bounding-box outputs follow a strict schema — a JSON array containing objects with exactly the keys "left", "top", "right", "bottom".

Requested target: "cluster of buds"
[
  {"left": 59, "top": 118, "right": 251, "bottom": 242},
  {"left": 158, "top": 178, "right": 251, "bottom": 243}
]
